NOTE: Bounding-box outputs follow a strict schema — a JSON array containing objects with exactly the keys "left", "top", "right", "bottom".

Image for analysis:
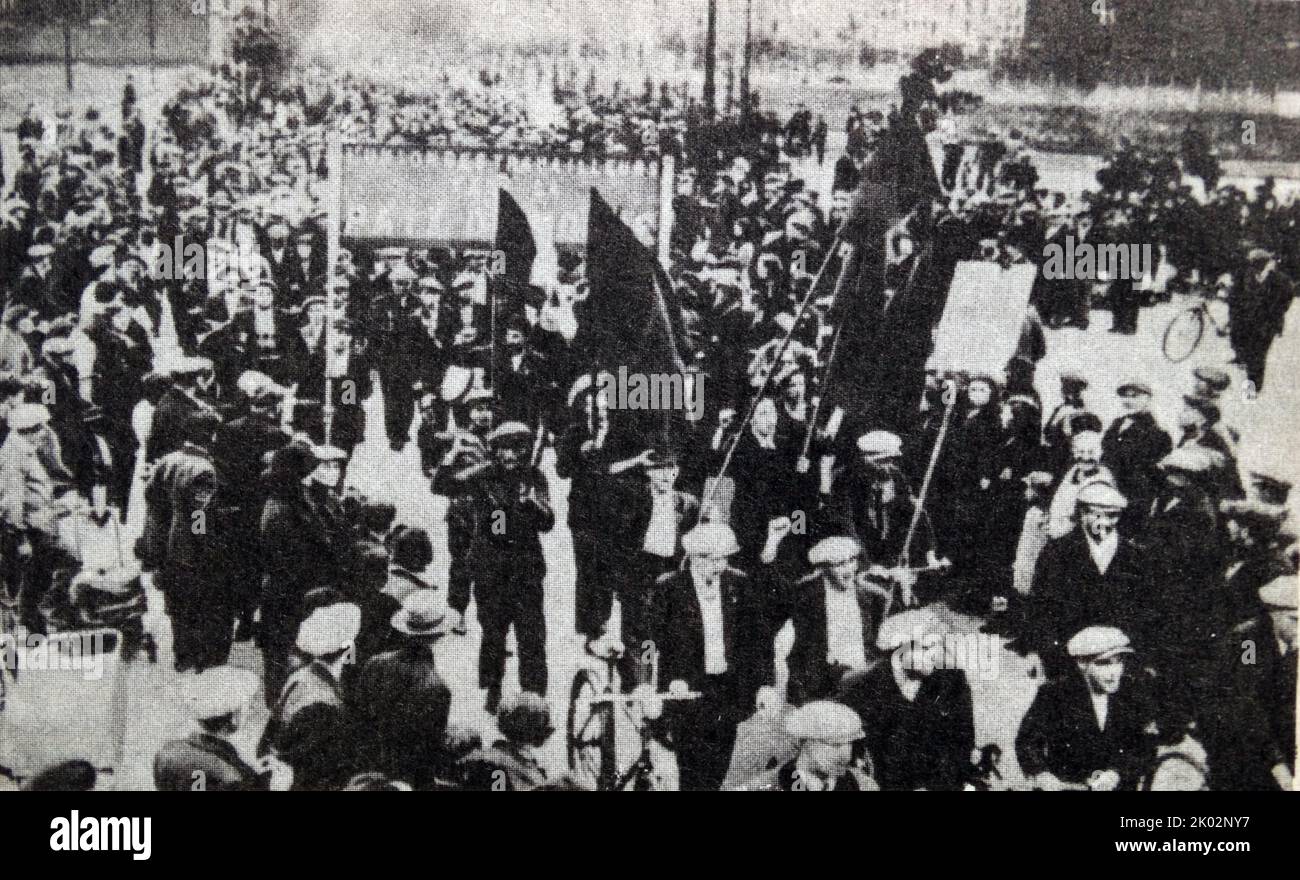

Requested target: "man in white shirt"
[
  {"left": 651, "top": 522, "right": 773, "bottom": 790},
  {"left": 785, "top": 536, "right": 891, "bottom": 705}
]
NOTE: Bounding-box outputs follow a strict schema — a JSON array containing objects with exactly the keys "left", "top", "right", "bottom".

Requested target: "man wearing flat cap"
[
  {"left": 154, "top": 666, "right": 288, "bottom": 791},
  {"left": 1026, "top": 479, "right": 1150, "bottom": 675},
  {"left": 1202, "top": 576, "right": 1296, "bottom": 790},
  {"left": 0, "top": 401, "right": 74, "bottom": 632},
  {"left": 351, "top": 591, "right": 454, "bottom": 789},
  {"left": 835, "top": 608, "right": 975, "bottom": 791},
  {"left": 731, "top": 701, "right": 876, "bottom": 790},
  {"left": 1042, "top": 372, "right": 1098, "bottom": 475},
  {"left": 1102, "top": 381, "right": 1170, "bottom": 527},
  {"left": 784, "top": 536, "right": 890, "bottom": 705},
  {"left": 652, "top": 521, "right": 773, "bottom": 790},
  {"left": 830, "top": 429, "right": 937, "bottom": 587},
  {"left": 259, "top": 601, "right": 361, "bottom": 791},
  {"left": 1141, "top": 446, "right": 1233, "bottom": 721},
  {"left": 1016, "top": 626, "right": 1157, "bottom": 791},
  {"left": 464, "top": 420, "right": 554, "bottom": 713},
  {"left": 1229, "top": 246, "right": 1290, "bottom": 392},
  {"left": 1220, "top": 499, "right": 1291, "bottom": 623},
  {"left": 1175, "top": 393, "right": 1242, "bottom": 500}
]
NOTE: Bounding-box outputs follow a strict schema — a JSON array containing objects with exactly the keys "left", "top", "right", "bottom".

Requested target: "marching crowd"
[{"left": 0, "top": 42, "right": 1296, "bottom": 792}]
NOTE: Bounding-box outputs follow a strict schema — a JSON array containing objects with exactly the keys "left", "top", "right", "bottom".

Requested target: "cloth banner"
[{"left": 927, "top": 261, "right": 1037, "bottom": 376}]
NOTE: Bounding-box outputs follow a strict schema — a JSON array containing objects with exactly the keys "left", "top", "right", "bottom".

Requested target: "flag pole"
[
  {"left": 704, "top": 237, "right": 841, "bottom": 511},
  {"left": 323, "top": 131, "right": 343, "bottom": 445}
]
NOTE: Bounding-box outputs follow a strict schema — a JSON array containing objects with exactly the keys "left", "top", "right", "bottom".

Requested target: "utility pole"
[
  {"left": 63, "top": 5, "right": 73, "bottom": 91},
  {"left": 741, "top": 0, "right": 753, "bottom": 119},
  {"left": 148, "top": 0, "right": 157, "bottom": 83},
  {"left": 703, "top": 0, "right": 717, "bottom": 119}
]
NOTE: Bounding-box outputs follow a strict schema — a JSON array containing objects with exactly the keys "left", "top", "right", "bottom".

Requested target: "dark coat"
[
  {"left": 1102, "top": 410, "right": 1171, "bottom": 509},
  {"left": 146, "top": 387, "right": 212, "bottom": 463},
  {"left": 258, "top": 484, "right": 345, "bottom": 660},
  {"left": 652, "top": 567, "right": 772, "bottom": 719},
  {"left": 154, "top": 732, "right": 265, "bottom": 792},
  {"left": 350, "top": 642, "right": 452, "bottom": 789},
  {"left": 259, "top": 660, "right": 354, "bottom": 791},
  {"left": 1203, "top": 616, "right": 1296, "bottom": 790},
  {"left": 1015, "top": 669, "right": 1158, "bottom": 790},
  {"left": 835, "top": 660, "right": 975, "bottom": 791},
  {"left": 144, "top": 443, "right": 217, "bottom": 596},
  {"left": 1026, "top": 528, "right": 1152, "bottom": 667},
  {"left": 785, "top": 571, "right": 889, "bottom": 706}
]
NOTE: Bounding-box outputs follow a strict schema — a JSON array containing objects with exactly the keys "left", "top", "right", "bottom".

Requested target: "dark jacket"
[
  {"left": 1026, "top": 528, "right": 1151, "bottom": 667},
  {"left": 1015, "top": 669, "right": 1158, "bottom": 790},
  {"left": 1203, "top": 615, "right": 1296, "bottom": 790},
  {"left": 835, "top": 660, "right": 975, "bottom": 791},
  {"left": 259, "top": 660, "right": 354, "bottom": 791},
  {"left": 1101, "top": 410, "right": 1171, "bottom": 508},
  {"left": 351, "top": 642, "right": 452, "bottom": 789},
  {"left": 785, "top": 570, "right": 889, "bottom": 706},
  {"left": 652, "top": 567, "right": 772, "bottom": 719},
  {"left": 258, "top": 483, "right": 345, "bottom": 659}
]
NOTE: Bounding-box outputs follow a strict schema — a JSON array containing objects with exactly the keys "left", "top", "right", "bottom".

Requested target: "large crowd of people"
[{"left": 0, "top": 27, "right": 1295, "bottom": 793}]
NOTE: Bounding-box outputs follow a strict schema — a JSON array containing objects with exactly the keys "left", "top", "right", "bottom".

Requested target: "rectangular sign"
[
  {"left": 927, "top": 260, "right": 1037, "bottom": 376},
  {"left": 339, "top": 146, "right": 663, "bottom": 248}
]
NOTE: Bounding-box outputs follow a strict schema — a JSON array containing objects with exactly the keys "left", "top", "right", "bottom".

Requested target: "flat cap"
[
  {"left": 783, "top": 701, "right": 865, "bottom": 744},
  {"left": 1219, "top": 499, "right": 1287, "bottom": 530},
  {"left": 681, "top": 522, "right": 740, "bottom": 557},
  {"left": 876, "top": 608, "right": 941, "bottom": 652},
  {"left": 1066, "top": 625, "right": 1132, "bottom": 660},
  {"left": 1159, "top": 446, "right": 1220, "bottom": 476},
  {"left": 808, "top": 536, "right": 861, "bottom": 568},
  {"left": 487, "top": 421, "right": 532, "bottom": 445},
  {"left": 1076, "top": 479, "right": 1128, "bottom": 510},
  {"left": 857, "top": 430, "right": 903, "bottom": 459}
]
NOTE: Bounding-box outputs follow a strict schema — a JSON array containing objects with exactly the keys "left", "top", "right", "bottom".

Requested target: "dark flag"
[
  {"left": 579, "top": 188, "right": 689, "bottom": 376},
  {"left": 577, "top": 189, "right": 693, "bottom": 446},
  {"left": 490, "top": 189, "right": 541, "bottom": 399},
  {"left": 496, "top": 189, "right": 537, "bottom": 285},
  {"left": 822, "top": 117, "right": 943, "bottom": 433}
]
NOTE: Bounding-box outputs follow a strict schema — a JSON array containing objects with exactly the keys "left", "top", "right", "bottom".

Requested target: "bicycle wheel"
[
  {"left": 1162, "top": 306, "right": 1205, "bottom": 363},
  {"left": 566, "top": 669, "right": 613, "bottom": 785}
]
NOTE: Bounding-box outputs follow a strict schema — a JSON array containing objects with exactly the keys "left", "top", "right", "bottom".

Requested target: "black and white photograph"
[{"left": 0, "top": 0, "right": 1295, "bottom": 814}]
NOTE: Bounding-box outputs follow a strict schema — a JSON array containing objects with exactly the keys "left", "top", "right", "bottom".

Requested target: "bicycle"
[
  {"left": 1162, "top": 294, "right": 1230, "bottom": 363},
  {"left": 566, "top": 645, "right": 699, "bottom": 791}
]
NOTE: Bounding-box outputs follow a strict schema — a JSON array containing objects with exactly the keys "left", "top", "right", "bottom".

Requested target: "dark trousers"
[
  {"left": 941, "top": 144, "right": 963, "bottom": 190},
  {"left": 672, "top": 677, "right": 741, "bottom": 791},
  {"left": 447, "top": 500, "right": 475, "bottom": 615},
  {"left": 165, "top": 578, "right": 234, "bottom": 673},
  {"left": 476, "top": 558, "right": 547, "bottom": 696},
  {"left": 619, "top": 552, "right": 676, "bottom": 688},
  {"left": 4, "top": 528, "right": 56, "bottom": 634},
  {"left": 378, "top": 359, "right": 415, "bottom": 450},
  {"left": 572, "top": 529, "right": 615, "bottom": 639}
]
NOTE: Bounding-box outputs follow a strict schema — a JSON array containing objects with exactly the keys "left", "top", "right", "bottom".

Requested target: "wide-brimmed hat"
[{"left": 390, "top": 590, "right": 452, "bottom": 640}]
